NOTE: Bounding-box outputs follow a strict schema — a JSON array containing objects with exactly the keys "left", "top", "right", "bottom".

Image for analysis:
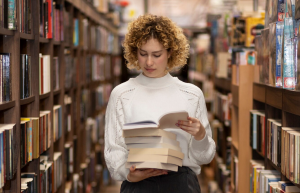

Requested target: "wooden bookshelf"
[
  {"left": 252, "top": 83, "right": 300, "bottom": 189},
  {"left": 224, "top": 65, "right": 253, "bottom": 193},
  {"left": 0, "top": 0, "right": 119, "bottom": 192},
  {"left": 214, "top": 77, "right": 231, "bottom": 92}
]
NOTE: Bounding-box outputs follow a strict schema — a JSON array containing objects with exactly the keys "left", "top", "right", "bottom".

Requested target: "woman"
[{"left": 104, "top": 14, "right": 216, "bottom": 193}]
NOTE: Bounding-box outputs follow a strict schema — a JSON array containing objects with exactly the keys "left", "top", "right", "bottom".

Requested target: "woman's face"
[{"left": 137, "top": 38, "right": 170, "bottom": 78}]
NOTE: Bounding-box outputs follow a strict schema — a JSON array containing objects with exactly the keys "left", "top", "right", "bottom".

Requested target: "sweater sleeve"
[
  {"left": 188, "top": 90, "right": 216, "bottom": 165},
  {"left": 104, "top": 91, "right": 129, "bottom": 181}
]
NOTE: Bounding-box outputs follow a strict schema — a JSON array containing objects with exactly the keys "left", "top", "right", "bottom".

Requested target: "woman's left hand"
[{"left": 175, "top": 116, "right": 206, "bottom": 141}]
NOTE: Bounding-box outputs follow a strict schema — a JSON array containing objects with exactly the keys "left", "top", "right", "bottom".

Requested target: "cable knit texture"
[{"left": 104, "top": 73, "right": 216, "bottom": 181}]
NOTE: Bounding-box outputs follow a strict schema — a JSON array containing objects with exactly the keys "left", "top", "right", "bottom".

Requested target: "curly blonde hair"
[{"left": 123, "top": 14, "right": 190, "bottom": 71}]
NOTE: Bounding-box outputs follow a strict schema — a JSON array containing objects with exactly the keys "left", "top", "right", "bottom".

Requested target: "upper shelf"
[
  {"left": 0, "top": 100, "right": 15, "bottom": 111},
  {"left": 0, "top": 27, "right": 14, "bottom": 36},
  {"left": 20, "top": 33, "right": 34, "bottom": 40},
  {"left": 253, "top": 83, "right": 266, "bottom": 103},
  {"left": 214, "top": 77, "right": 231, "bottom": 92}
]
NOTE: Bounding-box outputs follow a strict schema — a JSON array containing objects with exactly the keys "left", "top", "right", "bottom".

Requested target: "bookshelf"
[
  {"left": 252, "top": 83, "right": 300, "bottom": 189},
  {"left": 0, "top": 0, "right": 119, "bottom": 192}
]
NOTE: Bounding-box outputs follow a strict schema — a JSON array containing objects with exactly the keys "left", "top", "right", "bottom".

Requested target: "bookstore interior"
[{"left": 1, "top": 0, "right": 300, "bottom": 192}]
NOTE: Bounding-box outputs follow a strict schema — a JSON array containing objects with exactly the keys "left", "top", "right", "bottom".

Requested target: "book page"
[{"left": 158, "top": 111, "right": 189, "bottom": 129}]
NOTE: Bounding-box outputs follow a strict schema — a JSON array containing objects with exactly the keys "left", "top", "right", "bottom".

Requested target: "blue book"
[
  {"left": 253, "top": 113, "right": 257, "bottom": 149},
  {"left": 283, "top": 17, "right": 295, "bottom": 89},
  {"left": 276, "top": 22, "right": 284, "bottom": 87}
]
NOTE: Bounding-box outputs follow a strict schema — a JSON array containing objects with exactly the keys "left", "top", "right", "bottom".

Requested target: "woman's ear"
[{"left": 167, "top": 49, "right": 172, "bottom": 59}]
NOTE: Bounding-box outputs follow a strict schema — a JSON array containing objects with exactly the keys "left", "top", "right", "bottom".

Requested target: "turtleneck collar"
[{"left": 134, "top": 72, "right": 175, "bottom": 88}]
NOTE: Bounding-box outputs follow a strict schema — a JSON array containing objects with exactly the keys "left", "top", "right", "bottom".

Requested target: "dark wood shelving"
[
  {"left": 283, "top": 89, "right": 300, "bottom": 116},
  {"left": 39, "top": 92, "right": 51, "bottom": 100},
  {"left": 232, "top": 84, "right": 239, "bottom": 107},
  {"left": 266, "top": 86, "right": 282, "bottom": 109},
  {"left": 254, "top": 149, "right": 264, "bottom": 158},
  {"left": 214, "top": 77, "right": 231, "bottom": 92},
  {"left": 20, "top": 96, "right": 35, "bottom": 105},
  {"left": 0, "top": 100, "right": 15, "bottom": 111},
  {"left": 53, "top": 41, "right": 61, "bottom": 45},
  {"left": 39, "top": 37, "right": 49, "bottom": 43},
  {"left": 20, "top": 33, "right": 34, "bottom": 40},
  {"left": 0, "top": 27, "right": 14, "bottom": 36},
  {"left": 53, "top": 89, "right": 61, "bottom": 96},
  {"left": 253, "top": 83, "right": 266, "bottom": 103}
]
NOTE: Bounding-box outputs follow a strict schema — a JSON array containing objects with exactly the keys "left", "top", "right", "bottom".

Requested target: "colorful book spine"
[
  {"left": 276, "top": 22, "right": 284, "bottom": 87},
  {"left": 279, "top": 0, "right": 286, "bottom": 21},
  {"left": 283, "top": 17, "right": 295, "bottom": 89},
  {"left": 8, "top": 0, "right": 15, "bottom": 30}
]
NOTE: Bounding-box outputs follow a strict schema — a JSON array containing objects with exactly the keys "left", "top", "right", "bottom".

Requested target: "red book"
[{"left": 47, "top": 0, "right": 52, "bottom": 38}]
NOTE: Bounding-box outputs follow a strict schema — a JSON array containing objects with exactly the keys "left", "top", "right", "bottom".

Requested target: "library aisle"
[{"left": 2, "top": 0, "right": 300, "bottom": 193}]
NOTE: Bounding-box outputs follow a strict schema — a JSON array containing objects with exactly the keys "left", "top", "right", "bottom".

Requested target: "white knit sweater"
[{"left": 104, "top": 73, "right": 216, "bottom": 181}]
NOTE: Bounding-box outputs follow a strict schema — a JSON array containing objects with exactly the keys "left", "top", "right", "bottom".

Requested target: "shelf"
[
  {"left": 0, "top": 27, "right": 14, "bottom": 36},
  {"left": 265, "top": 86, "right": 282, "bottom": 109},
  {"left": 20, "top": 33, "right": 34, "bottom": 40},
  {"left": 214, "top": 77, "right": 231, "bottom": 92},
  {"left": 39, "top": 37, "right": 49, "bottom": 43},
  {"left": 39, "top": 92, "right": 51, "bottom": 100},
  {"left": 53, "top": 41, "right": 61, "bottom": 45},
  {"left": 20, "top": 96, "right": 35, "bottom": 105},
  {"left": 267, "top": 158, "right": 281, "bottom": 174},
  {"left": 53, "top": 89, "right": 61, "bottom": 96},
  {"left": 283, "top": 89, "right": 300, "bottom": 116},
  {"left": 254, "top": 149, "right": 264, "bottom": 158},
  {"left": 231, "top": 84, "right": 239, "bottom": 107},
  {"left": 0, "top": 100, "right": 15, "bottom": 111},
  {"left": 232, "top": 141, "right": 239, "bottom": 151},
  {"left": 253, "top": 83, "right": 266, "bottom": 103}
]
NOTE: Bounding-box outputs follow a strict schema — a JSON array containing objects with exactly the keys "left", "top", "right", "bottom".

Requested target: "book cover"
[
  {"left": 126, "top": 143, "right": 181, "bottom": 152},
  {"left": 125, "top": 162, "right": 178, "bottom": 172},
  {"left": 129, "top": 148, "right": 184, "bottom": 159},
  {"left": 262, "top": 28, "right": 270, "bottom": 84},
  {"left": 7, "top": 0, "right": 15, "bottom": 30},
  {"left": 127, "top": 154, "right": 182, "bottom": 166},
  {"left": 46, "top": 0, "right": 52, "bottom": 38},
  {"left": 44, "top": 2, "right": 48, "bottom": 38},
  {"left": 278, "top": 0, "right": 286, "bottom": 21}
]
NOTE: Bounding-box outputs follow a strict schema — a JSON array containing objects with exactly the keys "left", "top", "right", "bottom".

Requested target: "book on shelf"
[
  {"left": 39, "top": 111, "right": 51, "bottom": 154},
  {"left": 64, "top": 95, "right": 72, "bottom": 133},
  {"left": 73, "top": 18, "right": 79, "bottom": 46},
  {"left": 21, "top": 173, "right": 37, "bottom": 193},
  {"left": 20, "top": 54, "right": 31, "bottom": 99},
  {"left": 39, "top": 54, "right": 51, "bottom": 95},
  {"left": 250, "top": 110, "right": 266, "bottom": 154},
  {"left": 53, "top": 152, "right": 62, "bottom": 192},
  {"left": 19, "top": 0, "right": 31, "bottom": 34},
  {"left": 40, "top": 157, "right": 53, "bottom": 193},
  {"left": 249, "top": 159, "right": 264, "bottom": 193},
  {"left": 0, "top": 124, "right": 15, "bottom": 188},
  {"left": 53, "top": 57, "right": 59, "bottom": 91},
  {"left": 267, "top": 119, "right": 282, "bottom": 167},
  {"left": 0, "top": 53, "right": 11, "bottom": 103},
  {"left": 262, "top": 28, "right": 270, "bottom": 85},
  {"left": 64, "top": 142, "right": 73, "bottom": 182},
  {"left": 3, "top": 0, "right": 17, "bottom": 30},
  {"left": 53, "top": 105, "right": 62, "bottom": 142}
]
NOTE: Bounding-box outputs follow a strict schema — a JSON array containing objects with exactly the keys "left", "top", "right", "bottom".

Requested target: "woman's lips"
[{"left": 145, "top": 68, "right": 155, "bottom": 72}]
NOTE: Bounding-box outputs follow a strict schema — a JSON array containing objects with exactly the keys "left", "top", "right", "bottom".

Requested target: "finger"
[
  {"left": 177, "top": 120, "right": 193, "bottom": 125},
  {"left": 187, "top": 116, "right": 200, "bottom": 123},
  {"left": 176, "top": 122, "right": 194, "bottom": 128},
  {"left": 129, "top": 165, "right": 136, "bottom": 172},
  {"left": 148, "top": 170, "right": 167, "bottom": 177}
]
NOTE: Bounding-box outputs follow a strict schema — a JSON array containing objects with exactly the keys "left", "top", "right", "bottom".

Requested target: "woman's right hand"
[{"left": 127, "top": 165, "right": 168, "bottom": 182}]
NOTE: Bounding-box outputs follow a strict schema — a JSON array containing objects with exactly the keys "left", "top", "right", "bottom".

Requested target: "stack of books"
[{"left": 123, "top": 111, "right": 188, "bottom": 172}]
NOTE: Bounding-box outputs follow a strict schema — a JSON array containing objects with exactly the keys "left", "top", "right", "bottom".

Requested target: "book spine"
[
  {"left": 2, "top": 55, "right": 5, "bottom": 102},
  {"left": 0, "top": 55, "right": 2, "bottom": 103},
  {"left": 25, "top": 54, "right": 28, "bottom": 98},
  {"left": 47, "top": 0, "right": 52, "bottom": 38},
  {"left": 277, "top": 126, "right": 282, "bottom": 167},
  {"left": 28, "top": 0, "right": 31, "bottom": 34},
  {"left": 28, "top": 55, "right": 31, "bottom": 97},
  {"left": 44, "top": 2, "right": 48, "bottom": 38},
  {"left": 39, "top": 0, "right": 43, "bottom": 37},
  {"left": 276, "top": 22, "right": 284, "bottom": 87},
  {"left": 60, "top": 4, "right": 63, "bottom": 41},
  {"left": 20, "top": 55, "right": 24, "bottom": 99},
  {"left": 7, "top": 0, "right": 15, "bottom": 30},
  {"left": 41, "top": 56, "right": 43, "bottom": 94},
  {"left": 283, "top": 17, "right": 295, "bottom": 89},
  {"left": 0, "top": 0, "right": 3, "bottom": 28}
]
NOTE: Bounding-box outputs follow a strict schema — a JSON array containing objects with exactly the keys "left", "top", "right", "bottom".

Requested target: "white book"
[
  {"left": 127, "top": 154, "right": 182, "bottom": 166},
  {"left": 125, "top": 136, "right": 180, "bottom": 147},
  {"left": 127, "top": 143, "right": 181, "bottom": 152},
  {"left": 123, "top": 111, "right": 188, "bottom": 130},
  {"left": 125, "top": 162, "right": 178, "bottom": 172}
]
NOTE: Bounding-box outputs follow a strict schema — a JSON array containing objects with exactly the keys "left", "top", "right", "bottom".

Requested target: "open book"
[{"left": 123, "top": 111, "right": 189, "bottom": 130}]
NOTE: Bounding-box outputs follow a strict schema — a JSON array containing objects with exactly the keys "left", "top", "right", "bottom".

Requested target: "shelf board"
[
  {"left": 232, "top": 84, "right": 239, "bottom": 107},
  {"left": 39, "top": 37, "right": 49, "bottom": 43},
  {"left": 254, "top": 149, "right": 264, "bottom": 158},
  {"left": 267, "top": 158, "right": 281, "bottom": 174},
  {"left": 53, "top": 89, "right": 61, "bottom": 96},
  {"left": 253, "top": 83, "right": 266, "bottom": 103},
  {"left": 0, "top": 100, "right": 15, "bottom": 111},
  {"left": 39, "top": 92, "right": 51, "bottom": 100},
  {"left": 0, "top": 27, "right": 14, "bottom": 36},
  {"left": 20, "top": 33, "right": 34, "bottom": 40},
  {"left": 265, "top": 86, "right": 282, "bottom": 109},
  {"left": 214, "top": 77, "right": 231, "bottom": 92},
  {"left": 53, "top": 41, "right": 61, "bottom": 45},
  {"left": 20, "top": 96, "right": 35, "bottom": 105},
  {"left": 283, "top": 89, "right": 300, "bottom": 116}
]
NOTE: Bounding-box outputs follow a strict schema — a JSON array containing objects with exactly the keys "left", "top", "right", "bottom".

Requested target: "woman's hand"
[
  {"left": 127, "top": 165, "right": 168, "bottom": 182},
  {"left": 176, "top": 116, "right": 206, "bottom": 141}
]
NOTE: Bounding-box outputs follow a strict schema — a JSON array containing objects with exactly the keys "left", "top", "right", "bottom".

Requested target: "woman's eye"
[
  {"left": 140, "top": 53, "right": 147, "bottom": 56},
  {"left": 154, "top": 55, "right": 161, "bottom": 58}
]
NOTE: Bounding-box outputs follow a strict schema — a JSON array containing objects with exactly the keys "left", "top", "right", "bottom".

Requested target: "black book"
[
  {"left": 3, "top": 0, "right": 7, "bottom": 28},
  {"left": 20, "top": 55, "right": 25, "bottom": 99},
  {"left": 2, "top": 54, "right": 5, "bottom": 101},
  {"left": 25, "top": 54, "right": 28, "bottom": 98},
  {"left": 4, "top": 54, "right": 10, "bottom": 101},
  {"left": 44, "top": 2, "right": 48, "bottom": 38},
  {"left": 5, "top": 129, "right": 9, "bottom": 180},
  {"left": 28, "top": 55, "right": 31, "bottom": 97},
  {"left": 39, "top": 0, "right": 43, "bottom": 37},
  {"left": 277, "top": 126, "right": 282, "bottom": 167},
  {"left": 27, "top": 0, "right": 31, "bottom": 34}
]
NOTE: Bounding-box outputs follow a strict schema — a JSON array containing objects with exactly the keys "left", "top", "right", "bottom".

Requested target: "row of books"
[
  {"left": 0, "top": 124, "right": 15, "bottom": 188},
  {"left": 250, "top": 160, "right": 300, "bottom": 193},
  {"left": 213, "top": 92, "right": 232, "bottom": 126},
  {"left": 20, "top": 54, "right": 31, "bottom": 99},
  {"left": 39, "top": 0, "right": 64, "bottom": 40},
  {"left": 214, "top": 155, "right": 231, "bottom": 193},
  {"left": 39, "top": 54, "right": 51, "bottom": 95},
  {"left": 20, "top": 111, "right": 51, "bottom": 167},
  {"left": 19, "top": 0, "right": 31, "bottom": 34},
  {"left": 90, "top": 84, "right": 112, "bottom": 112},
  {"left": 0, "top": 0, "right": 16, "bottom": 30},
  {"left": 90, "top": 55, "right": 111, "bottom": 81},
  {"left": 64, "top": 52, "right": 75, "bottom": 89},
  {"left": 250, "top": 110, "right": 266, "bottom": 154},
  {"left": 0, "top": 53, "right": 11, "bottom": 103}
]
